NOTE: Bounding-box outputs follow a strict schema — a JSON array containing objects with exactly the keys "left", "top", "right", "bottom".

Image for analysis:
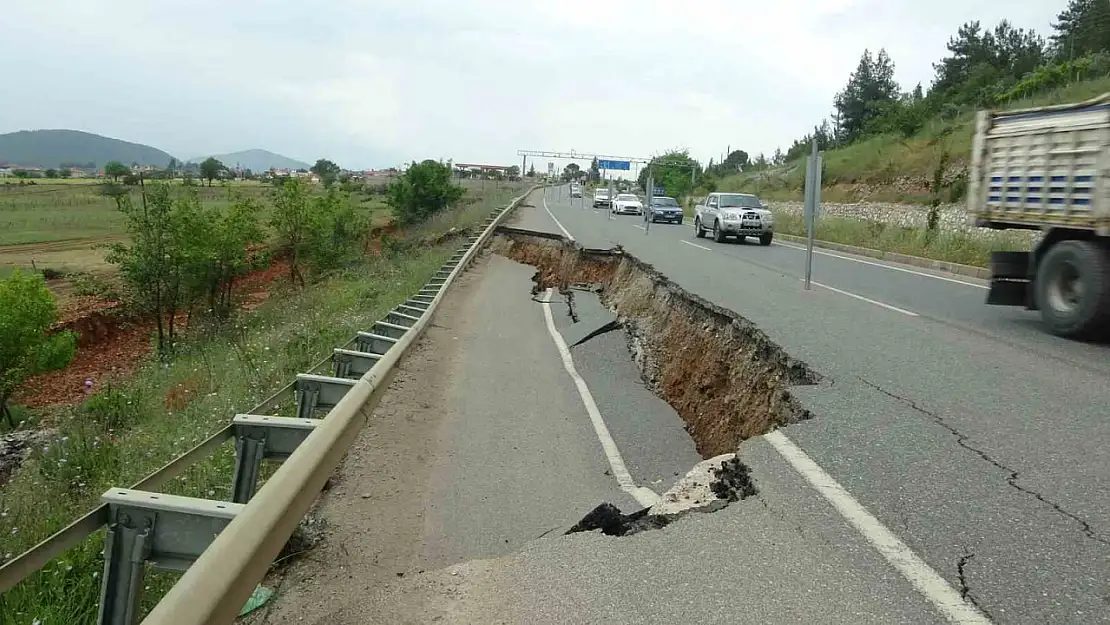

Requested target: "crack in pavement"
[
  {"left": 570, "top": 319, "right": 623, "bottom": 348},
  {"left": 859, "top": 376, "right": 1109, "bottom": 548},
  {"left": 956, "top": 549, "right": 993, "bottom": 620}
]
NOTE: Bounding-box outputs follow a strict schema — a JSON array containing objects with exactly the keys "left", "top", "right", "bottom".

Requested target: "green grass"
[
  {"left": 721, "top": 76, "right": 1110, "bottom": 205},
  {"left": 0, "top": 186, "right": 515, "bottom": 624},
  {"left": 0, "top": 181, "right": 363, "bottom": 247},
  {"left": 771, "top": 209, "right": 1032, "bottom": 268}
]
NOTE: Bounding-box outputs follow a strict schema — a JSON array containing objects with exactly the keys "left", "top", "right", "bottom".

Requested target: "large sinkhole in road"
[{"left": 489, "top": 228, "right": 821, "bottom": 535}]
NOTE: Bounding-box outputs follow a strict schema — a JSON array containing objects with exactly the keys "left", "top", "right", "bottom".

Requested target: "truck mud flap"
[
  {"left": 986, "top": 279, "right": 1030, "bottom": 307},
  {"left": 987, "top": 251, "right": 1034, "bottom": 308},
  {"left": 989, "top": 251, "right": 1030, "bottom": 279}
]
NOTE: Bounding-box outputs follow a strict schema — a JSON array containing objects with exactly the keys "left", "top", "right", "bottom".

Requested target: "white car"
[
  {"left": 611, "top": 193, "right": 644, "bottom": 215},
  {"left": 693, "top": 192, "right": 774, "bottom": 245},
  {"left": 592, "top": 188, "right": 611, "bottom": 209}
]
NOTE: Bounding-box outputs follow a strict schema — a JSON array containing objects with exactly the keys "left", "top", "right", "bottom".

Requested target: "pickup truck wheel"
[
  {"left": 1034, "top": 240, "right": 1110, "bottom": 340},
  {"left": 713, "top": 222, "right": 725, "bottom": 243},
  {"left": 695, "top": 218, "right": 705, "bottom": 238},
  {"left": 759, "top": 233, "right": 773, "bottom": 246}
]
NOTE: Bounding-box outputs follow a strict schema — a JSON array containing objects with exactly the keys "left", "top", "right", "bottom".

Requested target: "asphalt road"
[
  {"left": 263, "top": 244, "right": 961, "bottom": 623},
  {"left": 508, "top": 185, "right": 1110, "bottom": 624}
]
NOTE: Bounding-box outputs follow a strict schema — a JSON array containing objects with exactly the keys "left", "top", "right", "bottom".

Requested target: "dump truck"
[{"left": 970, "top": 92, "right": 1110, "bottom": 340}]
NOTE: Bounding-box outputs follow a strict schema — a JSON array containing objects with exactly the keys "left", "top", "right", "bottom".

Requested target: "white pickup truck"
[
  {"left": 970, "top": 92, "right": 1110, "bottom": 339},
  {"left": 693, "top": 192, "right": 774, "bottom": 245}
]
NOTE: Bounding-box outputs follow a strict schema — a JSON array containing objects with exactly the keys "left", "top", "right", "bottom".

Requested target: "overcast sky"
[{"left": 2, "top": 0, "right": 1059, "bottom": 170}]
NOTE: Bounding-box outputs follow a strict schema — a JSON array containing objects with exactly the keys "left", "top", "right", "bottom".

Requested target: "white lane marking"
[
  {"left": 539, "top": 289, "right": 659, "bottom": 508},
  {"left": 807, "top": 279, "right": 919, "bottom": 317},
  {"left": 774, "top": 241, "right": 988, "bottom": 290},
  {"left": 632, "top": 224, "right": 646, "bottom": 230},
  {"left": 681, "top": 240, "right": 712, "bottom": 251},
  {"left": 764, "top": 431, "right": 991, "bottom": 624},
  {"left": 541, "top": 193, "right": 575, "bottom": 241}
]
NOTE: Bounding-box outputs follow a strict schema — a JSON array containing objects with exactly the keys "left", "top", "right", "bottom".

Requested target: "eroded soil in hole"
[{"left": 491, "top": 229, "right": 819, "bottom": 457}]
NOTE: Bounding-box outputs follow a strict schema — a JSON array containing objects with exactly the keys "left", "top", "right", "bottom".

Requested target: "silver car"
[{"left": 693, "top": 192, "right": 774, "bottom": 245}]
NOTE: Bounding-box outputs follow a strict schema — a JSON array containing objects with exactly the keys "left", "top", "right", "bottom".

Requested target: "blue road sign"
[{"left": 597, "top": 159, "right": 631, "bottom": 171}]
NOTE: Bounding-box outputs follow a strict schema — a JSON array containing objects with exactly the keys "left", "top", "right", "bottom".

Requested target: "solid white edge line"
[
  {"left": 680, "top": 240, "right": 712, "bottom": 251},
  {"left": 541, "top": 191, "right": 575, "bottom": 241},
  {"left": 539, "top": 289, "right": 659, "bottom": 508},
  {"left": 764, "top": 431, "right": 992, "bottom": 624},
  {"left": 808, "top": 279, "right": 919, "bottom": 317},
  {"left": 774, "top": 241, "right": 988, "bottom": 290}
]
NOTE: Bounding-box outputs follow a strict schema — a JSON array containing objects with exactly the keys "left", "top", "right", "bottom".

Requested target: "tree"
[
  {"left": 311, "top": 158, "right": 341, "bottom": 188},
  {"left": 386, "top": 159, "right": 466, "bottom": 226},
  {"left": 834, "top": 49, "right": 900, "bottom": 143},
  {"left": 507, "top": 165, "right": 520, "bottom": 180},
  {"left": 721, "top": 150, "right": 750, "bottom": 173},
  {"left": 527, "top": 163, "right": 536, "bottom": 178},
  {"left": 589, "top": 157, "right": 600, "bottom": 182},
  {"left": 562, "top": 163, "right": 582, "bottom": 181},
  {"left": 930, "top": 20, "right": 1046, "bottom": 107},
  {"left": 104, "top": 161, "right": 129, "bottom": 182},
  {"left": 1051, "top": 0, "right": 1110, "bottom": 59},
  {"left": 44, "top": 169, "right": 58, "bottom": 179},
  {"left": 199, "top": 157, "right": 224, "bottom": 187},
  {"left": 637, "top": 151, "right": 700, "bottom": 200},
  {"left": 58, "top": 168, "right": 72, "bottom": 179},
  {"left": 269, "top": 178, "right": 313, "bottom": 286},
  {"left": 0, "top": 271, "right": 77, "bottom": 428},
  {"left": 167, "top": 157, "right": 179, "bottom": 179}
]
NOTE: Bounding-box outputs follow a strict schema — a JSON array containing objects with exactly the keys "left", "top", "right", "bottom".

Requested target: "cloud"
[{"left": 0, "top": 0, "right": 1060, "bottom": 169}]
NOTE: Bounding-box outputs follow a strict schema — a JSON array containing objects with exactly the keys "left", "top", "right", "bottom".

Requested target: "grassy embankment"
[
  {"left": 710, "top": 78, "right": 1110, "bottom": 267},
  {"left": 0, "top": 181, "right": 524, "bottom": 625}
]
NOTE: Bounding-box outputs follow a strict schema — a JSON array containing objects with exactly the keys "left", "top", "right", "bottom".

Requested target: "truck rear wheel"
[{"left": 1034, "top": 240, "right": 1110, "bottom": 340}]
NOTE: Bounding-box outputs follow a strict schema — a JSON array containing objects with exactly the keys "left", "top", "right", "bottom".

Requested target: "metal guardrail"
[{"left": 0, "top": 187, "right": 535, "bottom": 624}]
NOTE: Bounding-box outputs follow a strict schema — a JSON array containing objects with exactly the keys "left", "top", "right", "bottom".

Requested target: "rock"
[
  {"left": 648, "top": 453, "right": 736, "bottom": 517},
  {"left": 0, "top": 428, "right": 57, "bottom": 484}
]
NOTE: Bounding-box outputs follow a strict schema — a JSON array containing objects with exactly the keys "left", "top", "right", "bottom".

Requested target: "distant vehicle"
[
  {"left": 592, "top": 188, "right": 612, "bottom": 209},
  {"left": 971, "top": 93, "right": 1110, "bottom": 340},
  {"left": 693, "top": 192, "right": 773, "bottom": 245},
  {"left": 647, "top": 196, "right": 683, "bottom": 224},
  {"left": 570, "top": 184, "right": 582, "bottom": 198},
  {"left": 612, "top": 193, "right": 644, "bottom": 216}
]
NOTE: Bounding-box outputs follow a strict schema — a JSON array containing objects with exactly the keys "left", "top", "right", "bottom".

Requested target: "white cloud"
[{"left": 0, "top": 0, "right": 1060, "bottom": 169}]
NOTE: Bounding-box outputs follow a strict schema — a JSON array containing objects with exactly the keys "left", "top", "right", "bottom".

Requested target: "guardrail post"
[
  {"left": 295, "top": 381, "right": 320, "bottom": 419},
  {"left": 98, "top": 515, "right": 151, "bottom": 625},
  {"left": 231, "top": 433, "right": 266, "bottom": 504},
  {"left": 230, "top": 415, "right": 319, "bottom": 503}
]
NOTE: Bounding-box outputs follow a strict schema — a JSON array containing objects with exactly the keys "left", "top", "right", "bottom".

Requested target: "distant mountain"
[
  {"left": 0, "top": 129, "right": 175, "bottom": 169},
  {"left": 189, "top": 149, "right": 311, "bottom": 172}
]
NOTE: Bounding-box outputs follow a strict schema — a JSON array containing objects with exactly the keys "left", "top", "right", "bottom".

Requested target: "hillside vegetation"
[
  {"left": 700, "top": 0, "right": 1110, "bottom": 205},
  {"left": 0, "top": 130, "right": 174, "bottom": 169}
]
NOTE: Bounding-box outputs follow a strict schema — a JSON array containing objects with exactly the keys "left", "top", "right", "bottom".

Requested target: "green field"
[
  {"left": 0, "top": 181, "right": 281, "bottom": 247},
  {"left": 0, "top": 181, "right": 397, "bottom": 285},
  {"left": 0, "top": 180, "right": 525, "bottom": 624}
]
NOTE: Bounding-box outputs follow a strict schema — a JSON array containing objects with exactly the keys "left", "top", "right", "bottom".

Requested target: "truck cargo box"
[{"left": 968, "top": 93, "right": 1110, "bottom": 236}]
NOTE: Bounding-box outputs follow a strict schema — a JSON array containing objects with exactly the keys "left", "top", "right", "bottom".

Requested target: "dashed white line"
[
  {"left": 541, "top": 192, "right": 575, "bottom": 241},
  {"left": 680, "top": 240, "right": 712, "bottom": 251},
  {"left": 764, "top": 431, "right": 992, "bottom": 624},
  {"left": 539, "top": 289, "right": 659, "bottom": 508},
  {"left": 774, "top": 241, "right": 988, "bottom": 289},
  {"left": 807, "top": 279, "right": 919, "bottom": 316},
  {"left": 632, "top": 224, "right": 646, "bottom": 230}
]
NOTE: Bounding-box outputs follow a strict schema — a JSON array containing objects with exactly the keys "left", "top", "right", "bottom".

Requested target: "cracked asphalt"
[{"left": 514, "top": 186, "right": 1110, "bottom": 624}]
